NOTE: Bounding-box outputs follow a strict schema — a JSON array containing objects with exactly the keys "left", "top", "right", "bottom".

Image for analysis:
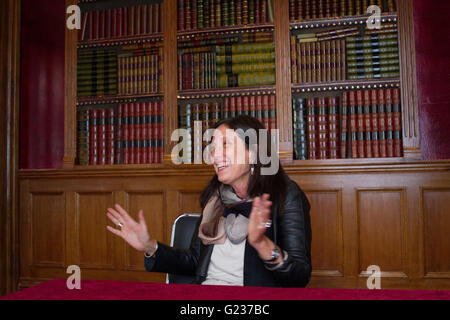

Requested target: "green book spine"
[
  {"left": 216, "top": 61, "right": 275, "bottom": 73},
  {"left": 77, "top": 109, "right": 90, "bottom": 165},
  {"left": 347, "top": 58, "right": 400, "bottom": 68},
  {"left": 216, "top": 52, "right": 275, "bottom": 64},
  {"left": 215, "top": 41, "right": 274, "bottom": 55},
  {"left": 346, "top": 46, "right": 399, "bottom": 56},
  {"left": 346, "top": 52, "right": 399, "bottom": 62}
]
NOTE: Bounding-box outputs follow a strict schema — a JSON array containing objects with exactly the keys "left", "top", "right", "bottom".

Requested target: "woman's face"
[{"left": 210, "top": 124, "right": 252, "bottom": 187}]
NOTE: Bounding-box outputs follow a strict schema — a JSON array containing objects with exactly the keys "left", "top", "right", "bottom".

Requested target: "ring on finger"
[
  {"left": 117, "top": 222, "right": 123, "bottom": 228},
  {"left": 261, "top": 220, "right": 272, "bottom": 228}
]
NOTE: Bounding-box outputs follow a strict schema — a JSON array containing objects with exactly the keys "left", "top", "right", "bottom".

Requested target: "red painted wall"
[
  {"left": 414, "top": 0, "right": 450, "bottom": 160},
  {"left": 20, "top": 0, "right": 65, "bottom": 169}
]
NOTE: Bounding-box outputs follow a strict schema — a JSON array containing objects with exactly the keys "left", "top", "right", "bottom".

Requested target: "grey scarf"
[{"left": 198, "top": 184, "right": 253, "bottom": 245}]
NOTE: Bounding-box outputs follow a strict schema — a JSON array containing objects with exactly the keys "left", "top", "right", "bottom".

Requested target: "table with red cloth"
[{"left": 1, "top": 279, "right": 449, "bottom": 300}]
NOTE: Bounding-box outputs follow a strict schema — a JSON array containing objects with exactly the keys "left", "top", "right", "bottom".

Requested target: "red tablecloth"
[{"left": 1, "top": 279, "right": 449, "bottom": 300}]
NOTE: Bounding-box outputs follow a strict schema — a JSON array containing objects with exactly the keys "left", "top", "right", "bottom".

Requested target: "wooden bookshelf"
[{"left": 65, "top": 0, "right": 419, "bottom": 167}]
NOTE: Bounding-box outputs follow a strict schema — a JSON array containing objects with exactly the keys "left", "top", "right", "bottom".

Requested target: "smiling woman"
[{"left": 107, "top": 115, "right": 312, "bottom": 287}]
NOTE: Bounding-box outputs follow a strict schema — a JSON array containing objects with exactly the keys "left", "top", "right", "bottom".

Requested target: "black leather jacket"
[{"left": 145, "top": 177, "right": 312, "bottom": 287}]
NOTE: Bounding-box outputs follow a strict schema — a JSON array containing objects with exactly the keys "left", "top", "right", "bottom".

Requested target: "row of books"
[
  {"left": 178, "top": 0, "right": 274, "bottom": 31},
  {"left": 117, "top": 47, "right": 163, "bottom": 95},
  {"left": 291, "top": 38, "right": 347, "bottom": 84},
  {"left": 178, "top": 30, "right": 273, "bottom": 49},
  {"left": 179, "top": 41, "right": 276, "bottom": 90},
  {"left": 178, "top": 95, "right": 277, "bottom": 163},
  {"left": 346, "top": 32, "right": 400, "bottom": 80},
  {"left": 78, "top": 49, "right": 118, "bottom": 97},
  {"left": 289, "top": 0, "right": 397, "bottom": 21},
  {"left": 293, "top": 88, "right": 402, "bottom": 160},
  {"left": 79, "top": 3, "right": 164, "bottom": 41},
  {"left": 290, "top": 28, "right": 400, "bottom": 84},
  {"left": 77, "top": 101, "right": 164, "bottom": 166}
]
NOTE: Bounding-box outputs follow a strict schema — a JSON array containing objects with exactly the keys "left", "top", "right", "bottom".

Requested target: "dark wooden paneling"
[
  {"left": 31, "top": 193, "right": 65, "bottom": 267},
  {"left": 77, "top": 192, "right": 115, "bottom": 269},
  {"left": 358, "top": 190, "right": 406, "bottom": 277},
  {"left": 306, "top": 190, "right": 343, "bottom": 277},
  {"left": 423, "top": 189, "right": 450, "bottom": 278},
  {"left": 125, "top": 192, "right": 165, "bottom": 271},
  {"left": 17, "top": 164, "right": 450, "bottom": 290}
]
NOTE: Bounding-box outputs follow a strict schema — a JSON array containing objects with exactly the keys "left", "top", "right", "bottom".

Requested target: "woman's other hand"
[
  {"left": 106, "top": 204, "right": 157, "bottom": 255},
  {"left": 248, "top": 193, "right": 272, "bottom": 247}
]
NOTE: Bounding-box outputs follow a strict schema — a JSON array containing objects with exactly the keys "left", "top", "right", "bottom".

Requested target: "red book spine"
[
  {"left": 392, "top": 88, "right": 402, "bottom": 157},
  {"left": 269, "top": 95, "right": 276, "bottom": 132},
  {"left": 262, "top": 95, "right": 270, "bottom": 130},
  {"left": 236, "top": 96, "right": 243, "bottom": 116},
  {"left": 93, "top": 10, "right": 99, "bottom": 40},
  {"left": 141, "top": 5, "right": 148, "bottom": 35},
  {"left": 141, "top": 102, "right": 148, "bottom": 164},
  {"left": 378, "top": 90, "right": 387, "bottom": 158},
  {"left": 147, "top": 102, "right": 153, "bottom": 164},
  {"left": 363, "top": 90, "right": 373, "bottom": 158},
  {"left": 307, "top": 98, "right": 317, "bottom": 160},
  {"left": 356, "top": 90, "right": 365, "bottom": 158},
  {"left": 111, "top": 8, "right": 117, "bottom": 38},
  {"left": 385, "top": 89, "right": 394, "bottom": 158},
  {"left": 89, "top": 109, "right": 98, "bottom": 165},
  {"left": 249, "top": 96, "right": 256, "bottom": 119},
  {"left": 97, "top": 109, "right": 106, "bottom": 165},
  {"left": 328, "top": 96, "right": 339, "bottom": 159},
  {"left": 117, "top": 8, "right": 123, "bottom": 38},
  {"left": 236, "top": 96, "right": 244, "bottom": 116},
  {"left": 317, "top": 97, "right": 328, "bottom": 159},
  {"left": 122, "top": 104, "right": 129, "bottom": 164},
  {"left": 135, "top": 103, "right": 141, "bottom": 164},
  {"left": 340, "top": 91, "right": 349, "bottom": 159},
  {"left": 157, "top": 101, "right": 164, "bottom": 163},
  {"left": 256, "top": 95, "right": 263, "bottom": 124},
  {"left": 87, "top": 11, "right": 93, "bottom": 41},
  {"left": 370, "top": 90, "right": 380, "bottom": 158},
  {"left": 349, "top": 91, "right": 358, "bottom": 159},
  {"left": 105, "top": 9, "right": 111, "bottom": 39},
  {"left": 230, "top": 95, "right": 236, "bottom": 118},
  {"left": 99, "top": 9, "right": 105, "bottom": 39},
  {"left": 130, "top": 6, "right": 136, "bottom": 36},
  {"left": 129, "top": 103, "right": 135, "bottom": 164},
  {"left": 105, "top": 108, "right": 115, "bottom": 165},
  {"left": 123, "top": 7, "right": 128, "bottom": 37},
  {"left": 114, "top": 105, "right": 123, "bottom": 164},
  {"left": 151, "top": 102, "right": 157, "bottom": 163},
  {"left": 223, "top": 97, "right": 230, "bottom": 119}
]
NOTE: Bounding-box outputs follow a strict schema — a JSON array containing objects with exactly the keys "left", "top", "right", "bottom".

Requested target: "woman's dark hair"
[{"left": 200, "top": 115, "right": 288, "bottom": 215}]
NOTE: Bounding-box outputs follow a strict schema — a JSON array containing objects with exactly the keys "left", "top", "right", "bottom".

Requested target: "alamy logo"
[
  {"left": 366, "top": 5, "right": 382, "bottom": 30},
  {"left": 366, "top": 265, "right": 381, "bottom": 290},
  {"left": 66, "top": 5, "right": 81, "bottom": 30},
  {"left": 66, "top": 265, "right": 81, "bottom": 290},
  {"left": 171, "top": 123, "right": 280, "bottom": 176}
]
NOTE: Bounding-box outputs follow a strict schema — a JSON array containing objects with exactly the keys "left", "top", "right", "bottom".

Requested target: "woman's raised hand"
[
  {"left": 248, "top": 193, "right": 272, "bottom": 247},
  {"left": 106, "top": 204, "right": 156, "bottom": 254}
]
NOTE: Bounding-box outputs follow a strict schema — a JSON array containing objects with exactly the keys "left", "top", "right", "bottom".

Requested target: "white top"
[{"left": 202, "top": 237, "right": 246, "bottom": 286}]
